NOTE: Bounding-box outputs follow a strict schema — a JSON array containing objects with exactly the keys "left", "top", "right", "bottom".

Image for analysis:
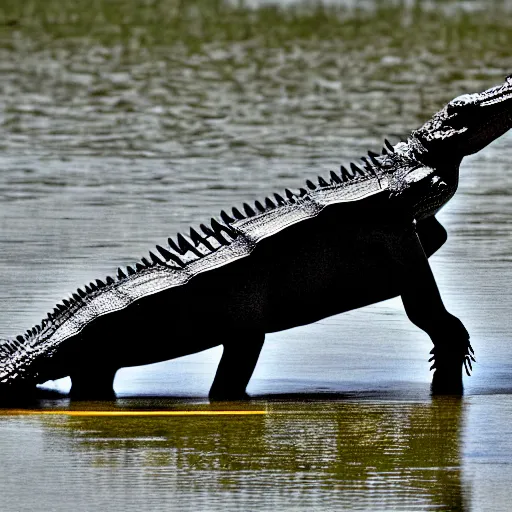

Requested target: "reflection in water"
[{"left": 0, "top": 398, "right": 466, "bottom": 511}]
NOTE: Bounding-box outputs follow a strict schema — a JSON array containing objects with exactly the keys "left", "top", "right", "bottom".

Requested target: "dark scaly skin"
[{"left": 1, "top": 76, "right": 511, "bottom": 401}]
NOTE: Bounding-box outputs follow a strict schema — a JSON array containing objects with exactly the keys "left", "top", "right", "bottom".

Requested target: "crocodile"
[{"left": 1, "top": 76, "right": 511, "bottom": 401}]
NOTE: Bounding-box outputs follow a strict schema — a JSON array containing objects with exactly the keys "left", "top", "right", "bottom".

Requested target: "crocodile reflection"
[{"left": 35, "top": 398, "right": 468, "bottom": 510}]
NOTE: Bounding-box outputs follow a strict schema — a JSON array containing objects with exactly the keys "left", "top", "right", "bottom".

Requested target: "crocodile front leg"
[
  {"left": 392, "top": 222, "right": 474, "bottom": 395},
  {"left": 209, "top": 333, "right": 265, "bottom": 400}
]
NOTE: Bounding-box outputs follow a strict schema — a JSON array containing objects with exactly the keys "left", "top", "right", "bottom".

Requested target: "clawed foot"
[{"left": 429, "top": 338, "right": 475, "bottom": 395}]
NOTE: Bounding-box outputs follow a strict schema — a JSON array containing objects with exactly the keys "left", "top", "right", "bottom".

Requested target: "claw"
[
  {"left": 463, "top": 358, "right": 471, "bottom": 376},
  {"left": 466, "top": 356, "right": 473, "bottom": 372},
  {"left": 430, "top": 362, "right": 436, "bottom": 371},
  {"left": 468, "top": 342, "right": 475, "bottom": 355},
  {"left": 469, "top": 354, "right": 476, "bottom": 362},
  {"left": 428, "top": 355, "right": 435, "bottom": 362}
]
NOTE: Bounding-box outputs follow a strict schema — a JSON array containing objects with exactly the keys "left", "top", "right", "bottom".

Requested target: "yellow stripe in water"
[{"left": 3, "top": 410, "right": 267, "bottom": 417}]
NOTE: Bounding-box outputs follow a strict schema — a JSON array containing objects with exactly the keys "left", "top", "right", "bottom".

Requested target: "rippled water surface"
[{"left": 0, "top": 0, "right": 512, "bottom": 510}]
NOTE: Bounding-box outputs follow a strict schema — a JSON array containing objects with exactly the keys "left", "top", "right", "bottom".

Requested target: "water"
[{"left": 0, "top": 0, "right": 511, "bottom": 510}]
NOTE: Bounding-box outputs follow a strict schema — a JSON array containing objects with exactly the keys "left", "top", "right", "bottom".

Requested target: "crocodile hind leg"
[
  {"left": 392, "top": 222, "right": 473, "bottom": 395},
  {"left": 209, "top": 333, "right": 265, "bottom": 400},
  {"left": 70, "top": 366, "right": 118, "bottom": 400}
]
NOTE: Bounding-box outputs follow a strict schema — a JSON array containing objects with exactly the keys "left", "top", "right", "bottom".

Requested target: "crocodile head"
[{"left": 412, "top": 75, "right": 512, "bottom": 166}]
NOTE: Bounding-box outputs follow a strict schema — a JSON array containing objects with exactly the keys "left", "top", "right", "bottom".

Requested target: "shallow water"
[{"left": 0, "top": 0, "right": 512, "bottom": 510}]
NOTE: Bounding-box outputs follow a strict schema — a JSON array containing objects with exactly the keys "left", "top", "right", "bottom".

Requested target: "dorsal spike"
[
  {"left": 317, "top": 176, "right": 329, "bottom": 187},
  {"left": 265, "top": 197, "right": 276, "bottom": 209},
  {"left": 16, "top": 335, "right": 24, "bottom": 344},
  {"left": 243, "top": 203, "right": 256, "bottom": 217},
  {"left": 306, "top": 180, "right": 316, "bottom": 190},
  {"left": 368, "top": 151, "right": 380, "bottom": 166},
  {"left": 62, "top": 299, "right": 70, "bottom": 307},
  {"left": 340, "top": 166, "right": 353, "bottom": 182},
  {"left": 190, "top": 229, "right": 213, "bottom": 251},
  {"left": 350, "top": 162, "right": 365, "bottom": 177},
  {"left": 126, "top": 266, "right": 136, "bottom": 276},
  {"left": 156, "top": 245, "right": 184, "bottom": 266},
  {"left": 77, "top": 287, "right": 87, "bottom": 297},
  {"left": 96, "top": 279, "right": 106, "bottom": 288},
  {"left": 106, "top": 276, "right": 115, "bottom": 285},
  {"left": 384, "top": 139, "right": 394, "bottom": 152},
  {"left": 72, "top": 293, "right": 81, "bottom": 301},
  {"left": 140, "top": 258, "right": 151, "bottom": 267},
  {"left": 176, "top": 233, "right": 196, "bottom": 255},
  {"left": 57, "top": 303, "right": 66, "bottom": 312},
  {"left": 285, "top": 189, "right": 296, "bottom": 201},
  {"left": 135, "top": 263, "right": 145, "bottom": 271},
  {"left": 211, "top": 218, "right": 237, "bottom": 239},
  {"left": 254, "top": 200, "right": 265, "bottom": 213},
  {"left": 231, "top": 207, "right": 245, "bottom": 220},
  {"left": 156, "top": 245, "right": 172, "bottom": 260},
  {"left": 200, "top": 223, "right": 214, "bottom": 237},
  {"left": 167, "top": 237, "right": 183, "bottom": 255},
  {"left": 85, "top": 284, "right": 92, "bottom": 293},
  {"left": 189, "top": 228, "right": 202, "bottom": 245},
  {"left": 274, "top": 193, "right": 286, "bottom": 205},
  {"left": 36, "top": 324, "right": 42, "bottom": 333},
  {"left": 299, "top": 188, "right": 308, "bottom": 197},
  {"left": 361, "top": 156, "right": 372, "bottom": 170},
  {"left": 117, "top": 268, "right": 126, "bottom": 280},
  {"left": 31, "top": 327, "right": 37, "bottom": 336},
  {"left": 330, "top": 170, "right": 342, "bottom": 184},
  {"left": 149, "top": 251, "right": 163, "bottom": 265},
  {"left": 220, "top": 210, "right": 234, "bottom": 224}
]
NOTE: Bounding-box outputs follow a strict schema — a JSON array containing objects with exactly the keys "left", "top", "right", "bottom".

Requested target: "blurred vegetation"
[{"left": 0, "top": 0, "right": 511, "bottom": 57}]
